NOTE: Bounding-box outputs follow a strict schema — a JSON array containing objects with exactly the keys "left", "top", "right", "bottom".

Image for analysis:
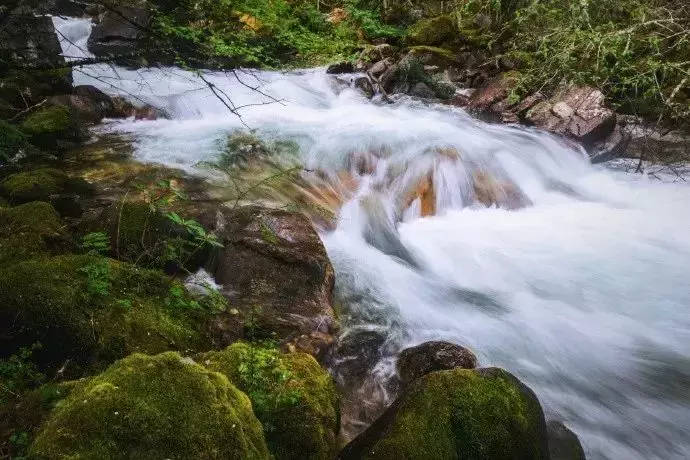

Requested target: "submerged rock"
[
  {"left": 29, "top": 352, "right": 270, "bottom": 459},
  {"left": 547, "top": 421, "right": 587, "bottom": 460},
  {"left": 199, "top": 343, "right": 340, "bottom": 460},
  {"left": 397, "top": 341, "right": 478, "bottom": 384},
  {"left": 338, "top": 367, "right": 549, "bottom": 459},
  {"left": 209, "top": 206, "right": 337, "bottom": 349}
]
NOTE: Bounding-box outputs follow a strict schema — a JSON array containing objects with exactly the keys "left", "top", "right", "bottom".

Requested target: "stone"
[
  {"left": 397, "top": 341, "right": 478, "bottom": 384},
  {"left": 87, "top": 6, "right": 152, "bottom": 57},
  {"left": 0, "top": 201, "right": 67, "bottom": 264},
  {"left": 327, "top": 62, "right": 356, "bottom": 74},
  {"left": 74, "top": 85, "right": 116, "bottom": 117},
  {"left": 338, "top": 367, "right": 550, "bottom": 460},
  {"left": 29, "top": 352, "right": 271, "bottom": 459},
  {"left": 355, "top": 76, "right": 375, "bottom": 99},
  {"left": 547, "top": 421, "right": 587, "bottom": 460},
  {"left": 369, "top": 58, "right": 393, "bottom": 78},
  {"left": 468, "top": 72, "right": 519, "bottom": 111},
  {"left": 526, "top": 86, "right": 616, "bottom": 146},
  {"left": 360, "top": 44, "right": 397, "bottom": 63},
  {"left": 208, "top": 206, "right": 337, "bottom": 347},
  {"left": 410, "top": 82, "right": 435, "bottom": 99},
  {"left": 473, "top": 170, "right": 532, "bottom": 210},
  {"left": 407, "top": 15, "right": 456, "bottom": 46},
  {"left": 407, "top": 46, "right": 459, "bottom": 70},
  {"left": 48, "top": 94, "right": 105, "bottom": 124}
]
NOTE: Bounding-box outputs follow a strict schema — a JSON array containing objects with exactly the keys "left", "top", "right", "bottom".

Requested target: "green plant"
[
  {"left": 81, "top": 232, "right": 110, "bottom": 255},
  {"left": 79, "top": 259, "right": 112, "bottom": 298},
  {"left": 0, "top": 343, "right": 45, "bottom": 402},
  {"left": 165, "top": 283, "right": 201, "bottom": 311}
]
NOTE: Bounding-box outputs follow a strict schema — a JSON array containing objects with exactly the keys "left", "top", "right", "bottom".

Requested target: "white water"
[{"left": 55, "top": 17, "right": 690, "bottom": 460}]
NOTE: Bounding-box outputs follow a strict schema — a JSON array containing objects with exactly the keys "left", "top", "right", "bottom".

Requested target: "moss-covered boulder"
[
  {"left": 199, "top": 343, "right": 340, "bottom": 460},
  {"left": 0, "top": 201, "right": 68, "bottom": 264},
  {"left": 407, "top": 15, "right": 457, "bottom": 46},
  {"left": 339, "top": 367, "right": 549, "bottom": 460},
  {"left": 29, "top": 352, "right": 271, "bottom": 459},
  {"left": 0, "top": 254, "right": 212, "bottom": 372},
  {"left": 20, "top": 104, "right": 81, "bottom": 149},
  {"left": 1, "top": 168, "right": 91, "bottom": 204}
]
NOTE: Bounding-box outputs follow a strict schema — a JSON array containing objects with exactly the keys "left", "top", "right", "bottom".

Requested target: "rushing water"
[{"left": 55, "top": 17, "right": 690, "bottom": 460}]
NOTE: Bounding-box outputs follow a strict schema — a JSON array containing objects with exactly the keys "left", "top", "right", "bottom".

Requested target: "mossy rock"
[
  {"left": 0, "top": 168, "right": 91, "bottom": 203},
  {"left": 341, "top": 367, "right": 549, "bottom": 460},
  {"left": 90, "top": 201, "right": 211, "bottom": 271},
  {"left": 29, "top": 352, "right": 271, "bottom": 459},
  {"left": 199, "top": 343, "right": 340, "bottom": 460},
  {"left": 20, "top": 104, "right": 80, "bottom": 149},
  {"left": 0, "top": 201, "right": 68, "bottom": 264},
  {"left": 0, "top": 254, "right": 212, "bottom": 373},
  {"left": 408, "top": 46, "right": 459, "bottom": 69},
  {"left": 407, "top": 15, "right": 457, "bottom": 46}
]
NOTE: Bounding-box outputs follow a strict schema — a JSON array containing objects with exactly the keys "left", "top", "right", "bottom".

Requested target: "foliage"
[
  {"left": 0, "top": 343, "right": 45, "bottom": 402},
  {"left": 458, "top": 0, "right": 690, "bottom": 125},
  {"left": 80, "top": 232, "right": 110, "bottom": 255},
  {"left": 78, "top": 258, "right": 112, "bottom": 297}
]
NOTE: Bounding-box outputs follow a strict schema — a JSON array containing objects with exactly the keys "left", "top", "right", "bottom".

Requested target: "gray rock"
[
  {"left": 354, "top": 76, "right": 374, "bottom": 99},
  {"left": 326, "top": 61, "right": 355, "bottom": 74},
  {"left": 397, "top": 341, "right": 478, "bottom": 383},
  {"left": 410, "top": 82, "right": 435, "bottom": 99},
  {"left": 87, "top": 6, "right": 152, "bottom": 57},
  {"left": 547, "top": 421, "right": 587, "bottom": 460}
]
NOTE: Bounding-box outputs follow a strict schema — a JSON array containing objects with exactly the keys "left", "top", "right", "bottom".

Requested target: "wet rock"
[
  {"left": 48, "top": 94, "right": 104, "bottom": 124},
  {"left": 397, "top": 341, "right": 478, "bottom": 384},
  {"left": 355, "top": 76, "right": 375, "bottom": 99},
  {"left": 74, "top": 85, "right": 116, "bottom": 117},
  {"left": 526, "top": 86, "right": 616, "bottom": 146},
  {"left": 379, "top": 64, "right": 400, "bottom": 94},
  {"left": 547, "top": 421, "right": 587, "bottom": 460},
  {"left": 410, "top": 82, "right": 435, "bottom": 99},
  {"left": 369, "top": 58, "right": 393, "bottom": 78},
  {"left": 209, "top": 206, "right": 337, "bottom": 348},
  {"left": 338, "top": 367, "right": 549, "bottom": 459},
  {"left": 473, "top": 171, "right": 532, "bottom": 209},
  {"left": 29, "top": 352, "right": 271, "bottom": 459},
  {"left": 20, "top": 103, "right": 84, "bottom": 148},
  {"left": 87, "top": 5, "right": 152, "bottom": 56},
  {"left": 327, "top": 62, "right": 356, "bottom": 74},
  {"left": 402, "top": 173, "right": 436, "bottom": 217}
]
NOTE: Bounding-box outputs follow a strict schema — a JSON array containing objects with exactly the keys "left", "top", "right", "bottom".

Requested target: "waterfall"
[{"left": 54, "top": 17, "right": 690, "bottom": 460}]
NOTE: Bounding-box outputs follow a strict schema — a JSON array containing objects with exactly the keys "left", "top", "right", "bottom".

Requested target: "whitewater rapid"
[{"left": 55, "top": 17, "right": 690, "bottom": 460}]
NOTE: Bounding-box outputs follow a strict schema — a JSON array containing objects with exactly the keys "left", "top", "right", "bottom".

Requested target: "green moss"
[
  {"left": 21, "top": 105, "right": 71, "bottom": 135},
  {"left": 0, "top": 255, "right": 212, "bottom": 373},
  {"left": 29, "top": 352, "right": 270, "bottom": 459},
  {"left": 1, "top": 168, "right": 66, "bottom": 203},
  {"left": 407, "top": 15, "right": 457, "bottom": 46},
  {"left": 365, "top": 368, "right": 548, "bottom": 459},
  {"left": 199, "top": 343, "right": 339, "bottom": 460},
  {"left": 0, "top": 201, "right": 67, "bottom": 264}
]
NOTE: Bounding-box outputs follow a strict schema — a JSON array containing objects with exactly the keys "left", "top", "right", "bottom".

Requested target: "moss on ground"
[
  {"left": 199, "top": 343, "right": 339, "bottom": 460},
  {"left": 29, "top": 352, "right": 270, "bottom": 459},
  {"left": 406, "top": 15, "right": 457, "bottom": 46}
]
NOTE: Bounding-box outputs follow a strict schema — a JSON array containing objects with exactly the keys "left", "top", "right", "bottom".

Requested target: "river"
[{"left": 55, "top": 16, "right": 690, "bottom": 460}]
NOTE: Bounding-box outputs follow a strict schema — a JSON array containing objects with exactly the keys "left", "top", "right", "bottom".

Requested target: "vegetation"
[{"left": 455, "top": 0, "right": 690, "bottom": 125}]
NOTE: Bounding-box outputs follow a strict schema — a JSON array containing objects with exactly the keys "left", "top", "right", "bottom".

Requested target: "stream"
[{"left": 55, "top": 16, "right": 690, "bottom": 460}]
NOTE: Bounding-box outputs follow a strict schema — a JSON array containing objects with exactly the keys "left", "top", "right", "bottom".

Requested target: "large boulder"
[
  {"left": 338, "top": 367, "right": 549, "bottom": 460},
  {"left": 397, "top": 341, "right": 478, "bottom": 384},
  {"left": 468, "top": 72, "right": 520, "bottom": 112},
  {"left": 526, "top": 86, "right": 616, "bottom": 146},
  {"left": 208, "top": 207, "right": 337, "bottom": 348},
  {"left": 199, "top": 342, "right": 340, "bottom": 460},
  {"left": 28, "top": 352, "right": 271, "bottom": 459},
  {"left": 20, "top": 103, "right": 83, "bottom": 149},
  {"left": 0, "top": 254, "right": 212, "bottom": 372},
  {"left": 87, "top": 5, "right": 152, "bottom": 58}
]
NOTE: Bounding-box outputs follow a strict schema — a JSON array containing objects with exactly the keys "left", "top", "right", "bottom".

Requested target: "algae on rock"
[{"left": 0, "top": 201, "right": 68, "bottom": 264}]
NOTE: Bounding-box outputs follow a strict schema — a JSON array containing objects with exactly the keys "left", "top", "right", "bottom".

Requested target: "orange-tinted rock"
[
  {"left": 403, "top": 174, "right": 436, "bottom": 217},
  {"left": 473, "top": 171, "right": 531, "bottom": 210}
]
